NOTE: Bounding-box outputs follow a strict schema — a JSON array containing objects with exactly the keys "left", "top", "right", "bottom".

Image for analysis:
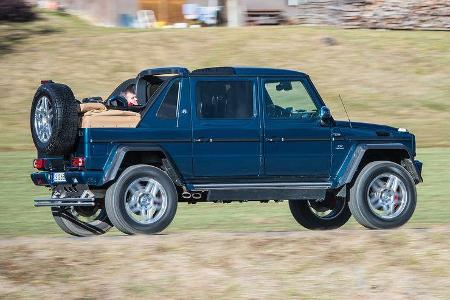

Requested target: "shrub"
[{"left": 0, "top": 0, "right": 36, "bottom": 22}]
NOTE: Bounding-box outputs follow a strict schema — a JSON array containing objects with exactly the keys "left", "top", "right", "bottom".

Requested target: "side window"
[
  {"left": 196, "top": 81, "right": 253, "bottom": 119},
  {"left": 264, "top": 79, "right": 318, "bottom": 120},
  {"left": 157, "top": 80, "right": 180, "bottom": 119}
]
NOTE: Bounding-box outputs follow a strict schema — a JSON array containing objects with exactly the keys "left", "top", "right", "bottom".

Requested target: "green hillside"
[{"left": 1, "top": 11, "right": 450, "bottom": 150}]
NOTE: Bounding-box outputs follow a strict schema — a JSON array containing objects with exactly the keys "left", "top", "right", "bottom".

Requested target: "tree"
[{"left": 0, "top": 0, "right": 36, "bottom": 22}]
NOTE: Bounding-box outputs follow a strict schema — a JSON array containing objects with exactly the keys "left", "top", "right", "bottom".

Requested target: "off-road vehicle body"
[{"left": 30, "top": 67, "right": 423, "bottom": 236}]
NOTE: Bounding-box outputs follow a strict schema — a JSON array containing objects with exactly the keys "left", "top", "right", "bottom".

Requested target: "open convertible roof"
[{"left": 137, "top": 66, "right": 307, "bottom": 78}]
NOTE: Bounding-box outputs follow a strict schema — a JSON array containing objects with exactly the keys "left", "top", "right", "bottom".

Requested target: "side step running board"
[
  {"left": 190, "top": 182, "right": 331, "bottom": 201},
  {"left": 34, "top": 197, "right": 95, "bottom": 207},
  {"left": 192, "top": 182, "right": 331, "bottom": 190}
]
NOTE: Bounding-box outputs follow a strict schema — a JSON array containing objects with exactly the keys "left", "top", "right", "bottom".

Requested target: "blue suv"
[{"left": 30, "top": 67, "right": 423, "bottom": 236}]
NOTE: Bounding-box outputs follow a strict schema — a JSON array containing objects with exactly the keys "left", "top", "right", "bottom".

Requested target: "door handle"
[
  {"left": 332, "top": 132, "right": 344, "bottom": 140},
  {"left": 194, "top": 137, "right": 212, "bottom": 143},
  {"left": 265, "top": 137, "right": 285, "bottom": 142}
]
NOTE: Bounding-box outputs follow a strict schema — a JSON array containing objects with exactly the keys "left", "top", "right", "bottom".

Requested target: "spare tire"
[{"left": 30, "top": 83, "right": 79, "bottom": 156}]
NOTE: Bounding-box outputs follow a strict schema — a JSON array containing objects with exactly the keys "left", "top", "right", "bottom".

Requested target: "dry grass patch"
[{"left": 0, "top": 228, "right": 449, "bottom": 299}]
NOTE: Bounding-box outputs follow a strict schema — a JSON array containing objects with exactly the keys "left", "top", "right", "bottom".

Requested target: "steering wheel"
[{"left": 105, "top": 95, "right": 128, "bottom": 109}]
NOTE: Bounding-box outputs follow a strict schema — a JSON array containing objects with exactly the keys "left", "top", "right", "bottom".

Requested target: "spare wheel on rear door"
[{"left": 30, "top": 83, "right": 80, "bottom": 156}]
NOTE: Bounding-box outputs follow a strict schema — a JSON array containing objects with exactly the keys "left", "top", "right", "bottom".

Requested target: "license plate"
[{"left": 52, "top": 172, "right": 66, "bottom": 183}]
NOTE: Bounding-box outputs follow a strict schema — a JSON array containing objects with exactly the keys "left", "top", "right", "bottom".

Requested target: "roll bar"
[{"left": 137, "top": 67, "right": 189, "bottom": 78}]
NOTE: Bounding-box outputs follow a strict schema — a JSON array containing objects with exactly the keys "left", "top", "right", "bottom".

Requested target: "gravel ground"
[{"left": 1, "top": 227, "right": 449, "bottom": 299}]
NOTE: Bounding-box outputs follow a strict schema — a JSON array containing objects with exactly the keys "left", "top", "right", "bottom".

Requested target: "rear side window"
[
  {"left": 196, "top": 81, "right": 253, "bottom": 119},
  {"left": 157, "top": 80, "right": 180, "bottom": 119}
]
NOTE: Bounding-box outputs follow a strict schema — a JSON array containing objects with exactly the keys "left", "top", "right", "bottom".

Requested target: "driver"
[{"left": 120, "top": 84, "right": 139, "bottom": 107}]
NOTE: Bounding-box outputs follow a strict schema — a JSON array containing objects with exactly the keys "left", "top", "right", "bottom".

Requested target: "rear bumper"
[{"left": 31, "top": 170, "right": 105, "bottom": 187}]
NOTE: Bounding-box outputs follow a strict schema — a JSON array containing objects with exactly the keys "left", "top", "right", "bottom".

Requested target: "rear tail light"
[
  {"left": 71, "top": 157, "right": 85, "bottom": 168},
  {"left": 40, "top": 80, "right": 53, "bottom": 85},
  {"left": 33, "top": 159, "right": 45, "bottom": 170}
]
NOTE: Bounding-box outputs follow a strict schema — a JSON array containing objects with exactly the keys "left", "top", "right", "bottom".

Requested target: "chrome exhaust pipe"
[
  {"left": 192, "top": 192, "right": 202, "bottom": 200},
  {"left": 182, "top": 192, "right": 192, "bottom": 199}
]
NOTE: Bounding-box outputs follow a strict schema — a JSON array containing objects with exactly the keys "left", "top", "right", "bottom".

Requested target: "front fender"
[{"left": 333, "top": 143, "right": 419, "bottom": 187}]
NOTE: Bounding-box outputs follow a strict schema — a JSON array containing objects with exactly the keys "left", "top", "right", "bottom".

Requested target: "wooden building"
[{"left": 139, "top": 0, "right": 185, "bottom": 24}]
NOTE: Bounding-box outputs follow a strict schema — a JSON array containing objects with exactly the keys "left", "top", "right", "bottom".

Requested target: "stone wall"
[{"left": 295, "top": 0, "right": 450, "bottom": 30}]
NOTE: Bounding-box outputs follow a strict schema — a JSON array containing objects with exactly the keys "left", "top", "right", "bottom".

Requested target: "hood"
[
  {"left": 335, "top": 120, "right": 398, "bottom": 133},
  {"left": 334, "top": 120, "right": 413, "bottom": 141}
]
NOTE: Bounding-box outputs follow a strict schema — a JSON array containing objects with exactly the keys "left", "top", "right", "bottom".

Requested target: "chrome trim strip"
[{"left": 192, "top": 182, "right": 331, "bottom": 190}]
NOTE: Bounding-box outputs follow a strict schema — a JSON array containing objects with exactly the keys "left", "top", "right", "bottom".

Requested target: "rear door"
[
  {"left": 138, "top": 77, "right": 193, "bottom": 178},
  {"left": 191, "top": 76, "right": 262, "bottom": 178},
  {"left": 262, "top": 76, "right": 331, "bottom": 180}
]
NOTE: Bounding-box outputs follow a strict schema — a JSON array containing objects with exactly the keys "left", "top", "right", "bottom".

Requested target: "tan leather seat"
[
  {"left": 79, "top": 103, "right": 141, "bottom": 128},
  {"left": 79, "top": 102, "right": 107, "bottom": 113}
]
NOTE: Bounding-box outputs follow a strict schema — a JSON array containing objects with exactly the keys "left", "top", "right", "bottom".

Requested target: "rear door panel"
[{"left": 191, "top": 76, "right": 262, "bottom": 178}]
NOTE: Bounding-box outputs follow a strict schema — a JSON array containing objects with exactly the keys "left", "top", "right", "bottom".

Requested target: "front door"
[
  {"left": 262, "top": 77, "right": 331, "bottom": 180},
  {"left": 191, "top": 77, "right": 262, "bottom": 178}
]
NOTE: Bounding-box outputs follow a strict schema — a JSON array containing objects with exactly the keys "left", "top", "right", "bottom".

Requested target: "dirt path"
[{"left": 1, "top": 227, "right": 449, "bottom": 299}]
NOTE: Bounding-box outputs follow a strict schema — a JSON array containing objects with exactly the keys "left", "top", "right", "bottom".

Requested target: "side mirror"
[{"left": 319, "top": 106, "right": 331, "bottom": 121}]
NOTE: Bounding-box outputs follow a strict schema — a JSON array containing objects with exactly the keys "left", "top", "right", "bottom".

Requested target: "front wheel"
[
  {"left": 105, "top": 165, "right": 178, "bottom": 235},
  {"left": 51, "top": 205, "right": 112, "bottom": 237},
  {"left": 349, "top": 161, "right": 417, "bottom": 229},
  {"left": 289, "top": 194, "right": 351, "bottom": 230}
]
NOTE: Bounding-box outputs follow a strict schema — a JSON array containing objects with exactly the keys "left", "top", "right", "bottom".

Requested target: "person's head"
[{"left": 121, "top": 84, "right": 138, "bottom": 106}]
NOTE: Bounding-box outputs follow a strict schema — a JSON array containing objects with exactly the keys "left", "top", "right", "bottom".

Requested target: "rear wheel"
[
  {"left": 289, "top": 194, "right": 351, "bottom": 230},
  {"left": 51, "top": 205, "right": 112, "bottom": 237},
  {"left": 105, "top": 165, "right": 178, "bottom": 235},
  {"left": 349, "top": 161, "right": 417, "bottom": 229}
]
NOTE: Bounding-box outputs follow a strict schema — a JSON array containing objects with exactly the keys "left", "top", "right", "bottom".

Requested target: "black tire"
[
  {"left": 289, "top": 195, "right": 351, "bottom": 230},
  {"left": 30, "top": 83, "right": 79, "bottom": 156},
  {"left": 105, "top": 165, "right": 178, "bottom": 235},
  {"left": 51, "top": 206, "right": 112, "bottom": 237},
  {"left": 349, "top": 161, "right": 417, "bottom": 229}
]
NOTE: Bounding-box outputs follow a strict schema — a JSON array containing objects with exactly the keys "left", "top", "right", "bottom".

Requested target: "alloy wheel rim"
[
  {"left": 307, "top": 197, "right": 345, "bottom": 220},
  {"left": 124, "top": 177, "right": 168, "bottom": 224},
  {"left": 69, "top": 206, "right": 101, "bottom": 223},
  {"left": 367, "top": 173, "right": 408, "bottom": 220},
  {"left": 34, "top": 96, "right": 53, "bottom": 143}
]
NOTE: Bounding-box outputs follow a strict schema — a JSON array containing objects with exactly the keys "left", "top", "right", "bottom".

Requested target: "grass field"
[
  {"left": 1, "top": 11, "right": 450, "bottom": 151},
  {"left": 0, "top": 148, "right": 448, "bottom": 236},
  {"left": 0, "top": 11, "right": 449, "bottom": 236}
]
